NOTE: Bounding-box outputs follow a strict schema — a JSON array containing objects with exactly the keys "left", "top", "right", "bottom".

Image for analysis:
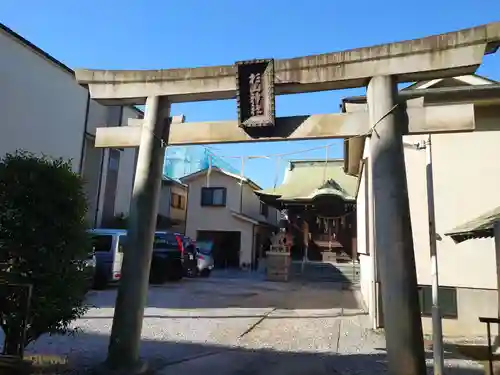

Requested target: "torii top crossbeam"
[{"left": 75, "top": 22, "right": 500, "bottom": 105}]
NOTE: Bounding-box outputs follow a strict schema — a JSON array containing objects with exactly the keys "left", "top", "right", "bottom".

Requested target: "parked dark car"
[{"left": 150, "top": 231, "right": 185, "bottom": 283}]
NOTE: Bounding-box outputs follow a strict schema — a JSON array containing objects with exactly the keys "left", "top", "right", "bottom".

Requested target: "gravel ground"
[{"left": 3, "top": 274, "right": 485, "bottom": 375}]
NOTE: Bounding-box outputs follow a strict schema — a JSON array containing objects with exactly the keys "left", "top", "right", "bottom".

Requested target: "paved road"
[{"left": 23, "top": 275, "right": 481, "bottom": 375}]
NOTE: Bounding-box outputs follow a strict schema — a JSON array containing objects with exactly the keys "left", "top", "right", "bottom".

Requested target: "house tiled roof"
[
  {"left": 256, "top": 159, "right": 357, "bottom": 202},
  {"left": 445, "top": 205, "right": 500, "bottom": 243}
]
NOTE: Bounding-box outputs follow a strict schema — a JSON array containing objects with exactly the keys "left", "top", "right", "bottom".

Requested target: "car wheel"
[
  {"left": 200, "top": 269, "right": 211, "bottom": 278},
  {"left": 149, "top": 273, "right": 165, "bottom": 284},
  {"left": 93, "top": 274, "right": 108, "bottom": 290},
  {"left": 186, "top": 266, "right": 198, "bottom": 278},
  {"left": 166, "top": 262, "right": 183, "bottom": 281}
]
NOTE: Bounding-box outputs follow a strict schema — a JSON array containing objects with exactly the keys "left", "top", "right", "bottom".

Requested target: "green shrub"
[{"left": 0, "top": 151, "right": 91, "bottom": 355}]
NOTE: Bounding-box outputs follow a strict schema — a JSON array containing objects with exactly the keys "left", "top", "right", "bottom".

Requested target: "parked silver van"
[{"left": 89, "top": 229, "right": 126, "bottom": 289}]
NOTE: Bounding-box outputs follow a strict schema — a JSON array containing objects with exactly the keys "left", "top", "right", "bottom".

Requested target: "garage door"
[{"left": 197, "top": 230, "right": 241, "bottom": 269}]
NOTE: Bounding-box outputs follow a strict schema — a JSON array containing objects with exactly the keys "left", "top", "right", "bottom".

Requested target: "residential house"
[
  {"left": 344, "top": 74, "right": 500, "bottom": 336},
  {"left": 180, "top": 168, "right": 279, "bottom": 269},
  {"left": 158, "top": 178, "right": 188, "bottom": 234},
  {"left": 0, "top": 22, "right": 142, "bottom": 227}
]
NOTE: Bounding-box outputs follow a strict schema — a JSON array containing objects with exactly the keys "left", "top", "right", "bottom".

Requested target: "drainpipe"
[
  {"left": 239, "top": 157, "right": 245, "bottom": 214},
  {"left": 494, "top": 221, "right": 500, "bottom": 352},
  {"left": 93, "top": 150, "right": 106, "bottom": 228},
  {"left": 78, "top": 91, "right": 91, "bottom": 175},
  {"left": 251, "top": 224, "right": 256, "bottom": 271}
]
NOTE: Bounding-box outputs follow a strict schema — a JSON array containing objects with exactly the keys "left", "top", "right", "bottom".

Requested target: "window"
[
  {"left": 260, "top": 202, "right": 269, "bottom": 217},
  {"left": 153, "top": 233, "right": 180, "bottom": 250},
  {"left": 170, "top": 193, "right": 186, "bottom": 210},
  {"left": 418, "top": 285, "right": 458, "bottom": 319},
  {"left": 91, "top": 234, "right": 113, "bottom": 252},
  {"left": 201, "top": 187, "right": 227, "bottom": 207}
]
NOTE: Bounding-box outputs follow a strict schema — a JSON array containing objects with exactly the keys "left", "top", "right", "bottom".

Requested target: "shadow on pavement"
[{"left": 25, "top": 331, "right": 483, "bottom": 375}]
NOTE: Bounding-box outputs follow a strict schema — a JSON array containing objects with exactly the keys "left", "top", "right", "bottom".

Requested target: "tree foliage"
[{"left": 0, "top": 151, "right": 91, "bottom": 354}]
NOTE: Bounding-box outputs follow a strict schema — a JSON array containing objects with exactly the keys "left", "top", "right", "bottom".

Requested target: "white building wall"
[
  {"left": 0, "top": 26, "right": 140, "bottom": 228},
  {"left": 356, "top": 164, "right": 372, "bottom": 312},
  {"left": 0, "top": 27, "right": 87, "bottom": 171},
  {"left": 405, "top": 131, "right": 499, "bottom": 290},
  {"left": 358, "top": 130, "right": 500, "bottom": 335}
]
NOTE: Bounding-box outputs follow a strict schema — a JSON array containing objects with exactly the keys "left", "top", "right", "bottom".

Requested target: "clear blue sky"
[{"left": 3, "top": 1, "right": 499, "bottom": 187}]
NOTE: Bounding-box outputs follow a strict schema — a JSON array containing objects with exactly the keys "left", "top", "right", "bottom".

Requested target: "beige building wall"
[
  {"left": 158, "top": 182, "right": 188, "bottom": 233},
  {"left": 358, "top": 130, "right": 500, "bottom": 336},
  {"left": 158, "top": 186, "right": 172, "bottom": 218},
  {"left": 169, "top": 184, "right": 188, "bottom": 224},
  {"left": 184, "top": 171, "right": 278, "bottom": 266},
  {"left": 241, "top": 179, "right": 279, "bottom": 226}
]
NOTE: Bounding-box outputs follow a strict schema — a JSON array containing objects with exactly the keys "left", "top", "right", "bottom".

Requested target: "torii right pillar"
[{"left": 367, "top": 76, "right": 427, "bottom": 375}]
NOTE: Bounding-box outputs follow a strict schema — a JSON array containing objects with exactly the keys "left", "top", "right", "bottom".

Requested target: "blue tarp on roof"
[{"left": 163, "top": 146, "right": 240, "bottom": 181}]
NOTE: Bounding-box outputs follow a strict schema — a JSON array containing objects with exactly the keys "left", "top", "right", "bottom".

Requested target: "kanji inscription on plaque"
[{"left": 235, "top": 59, "right": 275, "bottom": 128}]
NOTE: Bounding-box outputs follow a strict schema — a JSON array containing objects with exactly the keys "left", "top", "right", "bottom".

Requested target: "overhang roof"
[
  {"left": 161, "top": 176, "right": 187, "bottom": 189},
  {"left": 256, "top": 159, "right": 357, "bottom": 203},
  {"left": 179, "top": 167, "right": 261, "bottom": 190},
  {"left": 445, "top": 206, "right": 500, "bottom": 244},
  {"left": 231, "top": 211, "right": 277, "bottom": 228},
  {"left": 401, "top": 74, "right": 497, "bottom": 91}
]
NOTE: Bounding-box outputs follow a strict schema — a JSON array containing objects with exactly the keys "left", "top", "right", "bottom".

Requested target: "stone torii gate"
[{"left": 76, "top": 23, "right": 500, "bottom": 375}]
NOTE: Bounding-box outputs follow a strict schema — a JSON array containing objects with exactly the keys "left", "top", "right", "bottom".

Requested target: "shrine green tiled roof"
[
  {"left": 255, "top": 159, "right": 357, "bottom": 202},
  {"left": 445, "top": 206, "right": 500, "bottom": 244}
]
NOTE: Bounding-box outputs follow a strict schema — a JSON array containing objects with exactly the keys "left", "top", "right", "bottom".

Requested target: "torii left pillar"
[{"left": 106, "top": 96, "right": 170, "bottom": 373}]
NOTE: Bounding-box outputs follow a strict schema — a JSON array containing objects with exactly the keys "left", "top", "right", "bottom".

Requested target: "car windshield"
[
  {"left": 153, "top": 233, "right": 179, "bottom": 250},
  {"left": 196, "top": 240, "right": 213, "bottom": 256}
]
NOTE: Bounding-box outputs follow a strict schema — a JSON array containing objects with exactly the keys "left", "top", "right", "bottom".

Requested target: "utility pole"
[
  {"left": 422, "top": 135, "right": 444, "bottom": 375},
  {"left": 407, "top": 135, "right": 444, "bottom": 375}
]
